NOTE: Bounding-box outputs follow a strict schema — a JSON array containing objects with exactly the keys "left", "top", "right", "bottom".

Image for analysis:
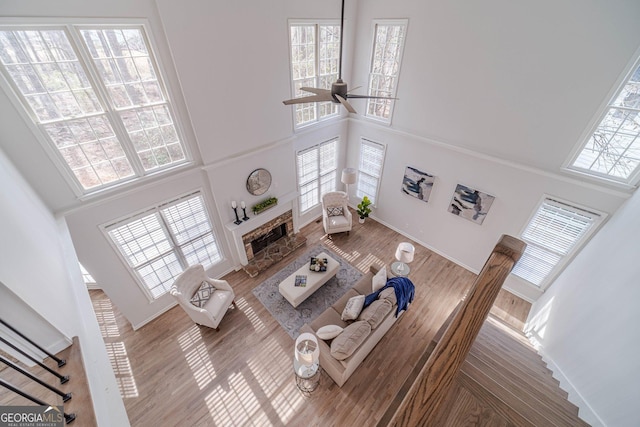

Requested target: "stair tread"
[
  {"left": 460, "top": 361, "right": 588, "bottom": 427},
  {"left": 464, "top": 351, "right": 579, "bottom": 415}
]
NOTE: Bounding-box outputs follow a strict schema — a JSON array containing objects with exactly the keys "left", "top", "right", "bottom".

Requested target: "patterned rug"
[{"left": 252, "top": 245, "right": 363, "bottom": 339}]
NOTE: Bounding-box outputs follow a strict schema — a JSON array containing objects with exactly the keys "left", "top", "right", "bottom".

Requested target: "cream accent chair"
[
  {"left": 322, "top": 191, "right": 352, "bottom": 236},
  {"left": 170, "top": 264, "right": 235, "bottom": 330}
]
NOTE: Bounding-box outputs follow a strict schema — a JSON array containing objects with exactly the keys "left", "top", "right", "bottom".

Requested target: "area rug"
[{"left": 252, "top": 245, "right": 363, "bottom": 339}]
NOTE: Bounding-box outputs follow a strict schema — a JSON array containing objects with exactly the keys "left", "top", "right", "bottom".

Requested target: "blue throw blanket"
[{"left": 364, "top": 276, "right": 415, "bottom": 317}]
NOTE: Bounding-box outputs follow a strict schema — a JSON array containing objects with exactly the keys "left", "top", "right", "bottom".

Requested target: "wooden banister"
[{"left": 385, "top": 235, "right": 526, "bottom": 426}]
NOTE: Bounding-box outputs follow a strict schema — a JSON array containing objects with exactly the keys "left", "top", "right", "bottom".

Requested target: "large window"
[
  {"left": 512, "top": 197, "right": 603, "bottom": 289},
  {"left": 365, "top": 20, "right": 407, "bottom": 123},
  {"left": 288, "top": 21, "right": 340, "bottom": 128},
  {"left": 568, "top": 59, "right": 640, "bottom": 184},
  {"left": 0, "top": 25, "right": 188, "bottom": 194},
  {"left": 296, "top": 138, "right": 338, "bottom": 212},
  {"left": 105, "top": 192, "right": 222, "bottom": 300},
  {"left": 356, "top": 139, "right": 385, "bottom": 205}
]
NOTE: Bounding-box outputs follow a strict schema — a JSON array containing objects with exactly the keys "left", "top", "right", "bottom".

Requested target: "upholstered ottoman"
[{"left": 279, "top": 252, "right": 339, "bottom": 307}]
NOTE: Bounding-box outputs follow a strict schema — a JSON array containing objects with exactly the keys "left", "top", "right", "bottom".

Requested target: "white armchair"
[
  {"left": 170, "top": 264, "right": 235, "bottom": 330},
  {"left": 322, "top": 191, "right": 352, "bottom": 236}
]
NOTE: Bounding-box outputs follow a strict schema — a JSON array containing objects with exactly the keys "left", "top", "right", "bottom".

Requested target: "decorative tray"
[{"left": 309, "top": 257, "right": 328, "bottom": 272}]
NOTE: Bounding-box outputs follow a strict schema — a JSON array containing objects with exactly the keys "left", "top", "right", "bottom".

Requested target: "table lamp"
[{"left": 392, "top": 242, "right": 415, "bottom": 277}]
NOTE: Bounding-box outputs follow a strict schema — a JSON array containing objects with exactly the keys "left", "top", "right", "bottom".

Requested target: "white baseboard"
[
  {"left": 131, "top": 301, "right": 178, "bottom": 331},
  {"left": 529, "top": 339, "right": 606, "bottom": 426},
  {"left": 371, "top": 214, "right": 479, "bottom": 274}
]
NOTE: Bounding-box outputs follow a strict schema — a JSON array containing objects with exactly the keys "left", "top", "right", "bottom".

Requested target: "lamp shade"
[
  {"left": 295, "top": 333, "right": 319, "bottom": 367},
  {"left": 341, "top": 168, "right": 357, "bottom": 185},
  {"left": 395, "top": 242, "right": 415, "bottom": 264}
]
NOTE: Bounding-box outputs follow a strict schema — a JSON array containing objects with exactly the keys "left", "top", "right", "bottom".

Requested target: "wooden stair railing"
[{"left": 383, "top": 234, "right": 526, "bottom": 426}]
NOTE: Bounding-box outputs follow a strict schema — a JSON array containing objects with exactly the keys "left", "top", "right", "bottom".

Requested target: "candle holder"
[
  {"left": 241, "top": 201, "right": 250, "bottom": 221},
  {"left": 231, "top": 201, "right": 242, "bottom": 225}
]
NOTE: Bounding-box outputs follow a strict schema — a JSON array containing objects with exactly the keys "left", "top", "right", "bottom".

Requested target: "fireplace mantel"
[{"left": 225, "top": 191, "right": 300, "bottom": 266}]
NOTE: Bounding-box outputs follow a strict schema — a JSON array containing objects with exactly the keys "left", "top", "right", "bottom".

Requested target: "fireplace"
[
  {"left": 250, "top": 223, "right": 287, "bottom": 255},
  {"left": 242, "top": 210, "right": 295, "bottom": 262}
]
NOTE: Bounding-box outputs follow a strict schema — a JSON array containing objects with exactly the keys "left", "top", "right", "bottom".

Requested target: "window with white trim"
[
  {"left": 512, "top": 197, "right": 603, "bottom": 288},
  {"left": 296, "top": 138, "right": 338, "bottom": 212},
  {"left": 365, "top": 20, "right": 407, "bottom": 123},
  {"left": 568, "top": 60, "right": 640, "bottom": 184},
  {"left": 0, "top": 25, "right": 188, "bottom": 194},
  {"left": 105, "top": 192, "right": 222, "bottom": 300},
  {"left": 289, "top": 21, "right": 340, "bottom": 128},
  {"left": 356, "top": 139, "right": 385, "bottom": 205}
]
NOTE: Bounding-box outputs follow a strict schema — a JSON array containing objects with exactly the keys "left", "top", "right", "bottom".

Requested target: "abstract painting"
[
  {"left": 401, "top": 166, "right": 435, "bottom": 203},
  {"left": 448, "top": 184, "right": 495, "bottom": 225}
]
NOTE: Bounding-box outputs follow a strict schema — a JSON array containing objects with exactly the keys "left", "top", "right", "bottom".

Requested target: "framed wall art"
[
  {"left": 448, "top": 183, "right": 495, "bottom": 225},
  {"left": 401, "top": 166, "right": 435, "bottom": 203}
]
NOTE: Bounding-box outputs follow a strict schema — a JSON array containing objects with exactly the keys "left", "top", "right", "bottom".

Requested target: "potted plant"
[{"left": 356, "top": 196, "right": 372, "bottom": 224}]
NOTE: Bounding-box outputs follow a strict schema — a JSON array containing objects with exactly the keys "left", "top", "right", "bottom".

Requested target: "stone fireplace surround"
[
  {"left": 242, "top": 210, "right": 294, "bottom": 261},
  {"left": 224, "top": 192, "right": 306, "bottom": 277}
]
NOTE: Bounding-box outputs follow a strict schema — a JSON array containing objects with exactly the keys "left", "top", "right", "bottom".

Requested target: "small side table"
[
  {"left": 294, "top": 360, "right": 321, "bottom": 393},
  {"left": 391, "top": 261, "right": 410, "bottom": 277}
]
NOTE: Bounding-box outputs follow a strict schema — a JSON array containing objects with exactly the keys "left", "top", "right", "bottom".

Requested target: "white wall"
[
  {"left": 0, "top": 148, "right": 129, "bottom": 426},
  {"left": 525, "top": 189, "right": 640, "bottom": 427},
  {"left": 64, "top": 168, "right": 233, "bottom": 330},
  {"left": 345, "top": 119, "right": 628, "bottom": 300},
  {"left": 350, "top": 0, "right": 640, "bottom": 177}
]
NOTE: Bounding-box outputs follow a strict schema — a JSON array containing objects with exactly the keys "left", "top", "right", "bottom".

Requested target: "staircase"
[{"left": 437, "top": 315, "right": 590, "bottom": 426}]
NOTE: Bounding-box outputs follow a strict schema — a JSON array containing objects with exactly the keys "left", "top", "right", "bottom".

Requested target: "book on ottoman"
[{"left": 295, "top": 275, "right": 307, "bottom": 287}]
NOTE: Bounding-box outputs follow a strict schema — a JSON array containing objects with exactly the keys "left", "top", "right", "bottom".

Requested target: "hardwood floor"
[{"left": 83, "top": 213, "right": 531, "bottom": 426}]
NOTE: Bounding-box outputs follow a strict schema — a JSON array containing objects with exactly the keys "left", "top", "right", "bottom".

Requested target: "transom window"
[
  {"left": 512, "top": 197, "right": 603, "bottom": 289},
  {"left": 365, "top": 20, "right": 407, "bottom": 123},
  {"left": 0, "top": 25, "right": 188, "bottom": 194},
  {"left": 288, "top": 21, "right": 340, "bottom": 128},
  {"left": 105, "top": 192, "right": 222, "bottom": 300},
  {"left": 357, "top": 138, "right": 385, "bottom": 205},
  {"left": 568, "top": 59, "right": 640, "bottom": 184},
  {"left": 296, "top": 138, "right": 338, "bottom": 212}
]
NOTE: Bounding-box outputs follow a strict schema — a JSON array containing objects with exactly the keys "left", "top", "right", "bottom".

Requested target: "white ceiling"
[{"left": 1, "top": 0, "right": 639, "bottom": 212}]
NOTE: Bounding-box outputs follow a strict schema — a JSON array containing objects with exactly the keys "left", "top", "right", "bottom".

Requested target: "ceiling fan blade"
[
  {"left": 346, "top": 86, "right": 362, "bottom": 93},
  {"left": 300, "top": 87, "right": 330, "bottom": 95},
  {"left": 283, "top": 93, "right": 333, "bottom": 105},
  {"left": 335, "top": 94, "right": 357, "bottom": 114},
  {"left": 346, "top": 94, "right": 398, "bottom": 100}
]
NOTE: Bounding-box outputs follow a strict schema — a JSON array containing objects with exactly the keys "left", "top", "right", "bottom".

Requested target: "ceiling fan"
[{"left": 282, "top": 0, "right": 397, "bottom": 114}]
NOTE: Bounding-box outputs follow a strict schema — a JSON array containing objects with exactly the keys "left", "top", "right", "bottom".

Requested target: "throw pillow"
[
  {"left": 379, "top": 287, "right": 397, "bottom": 305},
  {"left": 326, "top": 206, "right": 344, "bottom": 217},
  {"left": 190, "top": 281, "right": 215, "bottom": 308},
  {"left": 316, "top": 324, "right": 344, "bottom": 340},
  {"left": 341, "top": 294, "right": 365, "bottom": 321},
  {"left": 358, "top": 299, "right": 393, "bottom": 329},
  {"left": 372, "top": 266, "right": 387, "bottom": 292},
  {"left": 330, "top": 321, "right": 372, "bottom": 360}
]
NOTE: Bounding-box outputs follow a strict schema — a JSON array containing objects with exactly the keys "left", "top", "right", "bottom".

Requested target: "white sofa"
[{"left": 299, "top": 266, "right": 403, "bottom": 387}]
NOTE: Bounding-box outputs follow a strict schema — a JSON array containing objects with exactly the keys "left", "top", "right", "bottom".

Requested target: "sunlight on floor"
[
  {"left": 322, "top": 238, "right": 361, "bottom": 263},
  {"left": 178, "top": 325, "right": 216, "bottom": 389},
  {"left": 247, "top": 337, "right": 304, "bottom": 424},
  {"left": 104, "top": 341, "right": 138, "bottom": 398},
  {"left": 92, "top": 298, "right": 120, "bottom": 338},
  {"left": 356, "top": 253, "right": 385, "bottom": 273},
  {"left": 235, "top": 297, "right": 266, "bottom": 334},
  {"left": 91, "top": 292, "right": 139, "bottom": 399},
  {"left": 202, "top": 335, "right": 305, "bottom": 426}
]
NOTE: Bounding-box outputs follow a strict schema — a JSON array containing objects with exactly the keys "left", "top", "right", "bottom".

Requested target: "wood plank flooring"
[
  {"left": 88, "top": 214, "right": 531, "bottom": 426},
  {"left": 0, "top": 212, "right": 531, "bottom": 426}
]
